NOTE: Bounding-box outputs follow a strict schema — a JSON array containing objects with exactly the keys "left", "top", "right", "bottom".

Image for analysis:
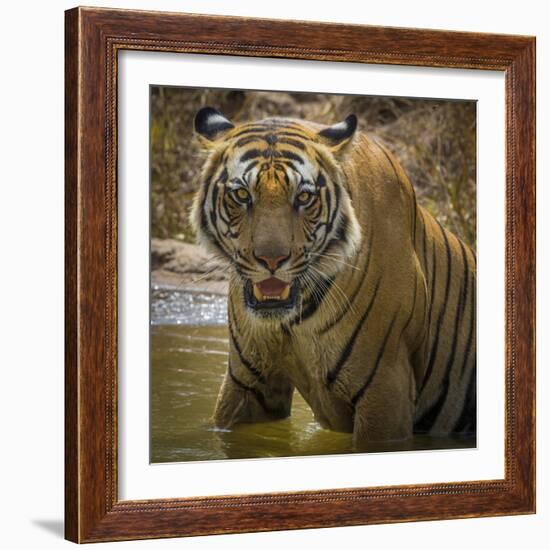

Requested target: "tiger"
[{"left": 190, "top": 106, "right": 476, "bottom": 449}]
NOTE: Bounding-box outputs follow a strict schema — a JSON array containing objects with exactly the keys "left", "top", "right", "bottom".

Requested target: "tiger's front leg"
[
  {"left": 351, "top": 352, "right": 416, "bottom": 450},
  {"left": 213, "top": 354, "right": 294, "bottom": 429}
]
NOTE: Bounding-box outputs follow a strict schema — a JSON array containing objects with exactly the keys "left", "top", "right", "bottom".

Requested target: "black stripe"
[
  {"left": 321, "top": 219, "right": 346, "bottom": 249},
  {"left": 234, "top": 133, "right": 306, "bottom": 151},
  {"left": 375, "top": 137, "right": 418, "bottom": 242},
  {"left": 286, "top": 257, "right": 309, "bottom": 274},
  {"left": 326, "top": 275, "right": 382, "bottom": 386},
  {"left": 235, "top": 135, "right": 266, "bottom": 147},
  {"left": 427, "top": 237, "right": 437, "bottom": 328},
  {"left": 453, "top": 366, "right": 476, "bottom": 433},
  {"left": 273, "top": 130, "right": 311, "bottom": 139},
  {"left": 202, "top": 176, "right": 234, "bottom": 259},
  {"left": 460, "top": 275, "right": 476, "bottom": 377},
  {"left": 231, "top": 125, "right": 271, "bottom": 138},
  {"left": 240, "top": 148, "right": 263, "bottom": 163},
  {"left": 273, "top": 159, "right": 300, "bottom": 171},
  {"left": 291, "top": 275, "right": 335, "bottom": 325},
  {"left": 324, "top": 186, "right": 332, "bottom": 228},
  {"left": 398, "top": 270, "right": 418, "bottom": 343},
  {"left": 419, "top": 223, "right": 453, "bottom": 394},
  {"left": 199, "top": 179, "right": 215, "bottom": 237},
  {"left": 414, "top": 241, "right": 469, "bottom": 433},
  {"left": 327, "top": 184, "right": 341, "bottom": 233},
  {"left": 411, "top": 189, "right": 418, "bottom": 246},
  {"left": 227, "top": 361, "right": 253, "bottom": 392},
  {"left": 227, "top": 360, "right": 271, "bottom": 414},
  {"left": 278, "top": 137, "right": 306, "bottom": 150},
  {"left": 208, "top": 185, "right": 222, "bottom": 241},
  {"left": 284, "top": 172, "right": 295, "bottom": 192},
  {"left": 421, "top": 214, "right": 428, "bottom": 274},
  {"left": 351, "top": 311, "right": 399, "bottom": 407},
  {"left": 315, "top": 183, "right": 340, "bottom": 250},
  {"left": 444, "top": 239, "right": 470, "bottom": 368},
  {"left": 218, "top": 191, "right": 233, "bottom": 224},
  {"left": 278, "top": 150, "right": 304, "bottom": 164},
  {"left": 333, "top": 214, "right": 349, "bottom": 242},
  {"left": 199, "top": 215, "right": 226, "bottom": 257},
  {"left": 243, "top": 160, "right": 258, "bottom": 175},
  {"left": 228, "top": 299, "right": 238, "bottom": 333},
  {"left": 217, "top": 167, "right": 228, "bottom": 184},
  {"left": 458, "top": 240, "right": 471, "bottom": 315},
  {"left": 209, "top": 180, "right": 219, "bottom": 226},
  {"left": 264, "top": 119, "right": 302, "bottom": 128},
  {"left": 228, "top": 319, "right": 265, "bottom": 383},
  {"left": 309, "top": 193, "right": 326, "bottom": 242},
  {"left": 235, "top": 250, "right": 256, "bottom": 269},
  {"left": 320, "top": 229, "right": 374, "bottom": 334},
  {"left": 374, "top": 140, "right": 402, "bottom": 195},
  {"left": 413, "top": 381, "right": 447, "bottom": 433},
  {"left": 209, "top": 186, "right": 232, "bottom": 257}
]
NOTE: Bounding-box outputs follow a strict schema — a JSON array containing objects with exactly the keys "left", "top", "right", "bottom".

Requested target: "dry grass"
[{"left": 150, "top": 87, "right": 476, "bottom": 248}]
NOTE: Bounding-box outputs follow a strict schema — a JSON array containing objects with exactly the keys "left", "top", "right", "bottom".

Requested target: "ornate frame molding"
[{"left": 65, "top": 7, "right": 535, "bottom": 542}]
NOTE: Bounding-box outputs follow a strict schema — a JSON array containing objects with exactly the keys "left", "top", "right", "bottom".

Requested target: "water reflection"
[
  {"left": 151, "top": 286, "right": 227, "bottom": 326},
  {"left": 150, "top": 291, "right": 475, "bottom": 463}
]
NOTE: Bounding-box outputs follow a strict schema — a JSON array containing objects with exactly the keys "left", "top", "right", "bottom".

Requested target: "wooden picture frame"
[{"left": 65, "top": 6, "right": 536, "bottom": 543}]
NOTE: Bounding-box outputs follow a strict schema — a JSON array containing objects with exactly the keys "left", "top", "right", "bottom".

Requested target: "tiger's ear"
[
  {"left": 317, "top": 114, "right": 357, "bottom": 156},
  {"left": 194, "top": 107, "right": 235, "bottom": 145}
]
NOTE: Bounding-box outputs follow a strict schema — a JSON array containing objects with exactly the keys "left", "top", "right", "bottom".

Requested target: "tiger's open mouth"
[{"left": 244, "top": 277, "right": 299, "bottom": 312}]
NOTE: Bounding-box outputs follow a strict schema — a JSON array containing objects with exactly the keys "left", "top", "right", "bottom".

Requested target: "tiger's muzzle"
[{"left": 244, "top": 277, "right": 300, "bottom": 315}]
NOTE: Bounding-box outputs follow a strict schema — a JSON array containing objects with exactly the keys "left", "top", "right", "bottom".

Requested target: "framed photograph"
[{"left": 65, "top": 6, "right": 536, "bottom": 543}]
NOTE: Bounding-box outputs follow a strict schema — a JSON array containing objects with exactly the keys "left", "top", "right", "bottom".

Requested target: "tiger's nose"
[{"left": 253, "top": 251, "right": 290, "bottom": 273}]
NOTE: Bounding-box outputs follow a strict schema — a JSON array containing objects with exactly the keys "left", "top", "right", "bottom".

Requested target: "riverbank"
[{"left": 151, "top": 238, "right": 229, "bottom": 295}]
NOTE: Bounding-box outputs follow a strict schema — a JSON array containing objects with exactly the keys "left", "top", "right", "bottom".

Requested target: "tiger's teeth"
[
  {"left": 280, "top": 286, "right": 290, "bottom": 300},
  {"left": 253, "top": 284, "right": 263, "bottom": 301},
  {"left": 252, "top": 281, "right": 291, "bottom": 301}
]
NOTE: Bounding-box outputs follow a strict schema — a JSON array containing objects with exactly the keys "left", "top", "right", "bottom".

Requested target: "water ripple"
[{"left": 151, "top": 287, "right": 228, "bottom": 326}]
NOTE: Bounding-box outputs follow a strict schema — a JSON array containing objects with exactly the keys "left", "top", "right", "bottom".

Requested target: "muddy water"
[{"left": 150, "top": 289, "right": 475, "bottom": 463}]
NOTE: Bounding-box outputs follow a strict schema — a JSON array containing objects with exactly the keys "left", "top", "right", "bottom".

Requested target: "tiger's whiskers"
[
  {"left": 308, "top": 264, "right": 357, "bottom": 318},
  {"left": 309, "top": 252, "right": 361, "bottom": 271}
]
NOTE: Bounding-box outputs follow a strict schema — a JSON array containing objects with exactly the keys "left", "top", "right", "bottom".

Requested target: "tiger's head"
[{"left": 191, "top": 107, "right": 362, "bottom": 322}]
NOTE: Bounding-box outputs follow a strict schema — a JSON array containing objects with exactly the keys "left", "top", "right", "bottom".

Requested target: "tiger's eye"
[
  {"left": 297, "top": 191, "right": 312, "bottom": 204},
  {"left": 234, "top": 188, "right": 250, "bottom": 203}
]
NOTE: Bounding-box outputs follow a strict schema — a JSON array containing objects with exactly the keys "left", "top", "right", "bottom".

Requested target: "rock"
[{"left": 151, "top": 239, "right": 230, "bottom": 292}]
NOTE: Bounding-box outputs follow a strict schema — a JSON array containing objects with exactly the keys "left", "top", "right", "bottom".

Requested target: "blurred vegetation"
[{"left": 151, "top": 87, "right": 476, "bottom": 248}]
